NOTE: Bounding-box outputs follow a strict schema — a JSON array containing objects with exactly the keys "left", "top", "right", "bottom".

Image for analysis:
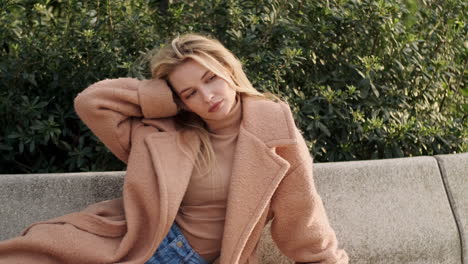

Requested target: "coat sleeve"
[
  {"left": 270, "top": 128, "right": 349, "bottom": 264},
  {"left": 73, "top": 77, "right": 178, "bottom": 164}
]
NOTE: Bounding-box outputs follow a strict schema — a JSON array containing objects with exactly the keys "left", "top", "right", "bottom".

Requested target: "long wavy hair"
[{"left": 149, "top": 33, "right": 280, "bottom": 177}]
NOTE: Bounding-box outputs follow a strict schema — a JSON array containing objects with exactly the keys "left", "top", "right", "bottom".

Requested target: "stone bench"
[{"left": 1, "top": 153, "right": 466, "bottom": 263}]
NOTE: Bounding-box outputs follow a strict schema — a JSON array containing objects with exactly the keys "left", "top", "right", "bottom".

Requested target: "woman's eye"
[
  {"left": 186, "top": 90, "right": 196, "bottom": 99},
  {"left": 208, "top": 74, "right": 216, "bottom": 81}
]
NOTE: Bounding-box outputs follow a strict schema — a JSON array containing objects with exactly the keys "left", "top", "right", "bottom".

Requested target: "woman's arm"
[
  {"left": 73, "top": 78, "right": 178, "bottom": 164},
  {"left": 270, "top": 128, "right": 349, "bottom": 264}
]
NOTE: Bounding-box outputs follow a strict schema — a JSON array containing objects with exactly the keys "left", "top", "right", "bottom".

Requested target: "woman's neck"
[{"left": 204, "top": 94, "right": 242, "bottom": 135}]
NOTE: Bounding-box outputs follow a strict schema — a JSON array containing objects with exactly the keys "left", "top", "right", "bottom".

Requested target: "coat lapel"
[
  {"left": 219, "top": 95, "right": 298, "bottom": 263},
  {"left": 219, "top": 127, "right": 291, "bottom": 263},
  {"left": 139, "top": 131, "right": 198, "bottom": 255}
]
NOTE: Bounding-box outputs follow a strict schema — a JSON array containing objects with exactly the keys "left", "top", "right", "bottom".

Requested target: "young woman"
[{"left": 0, "top": 33, "right": 348, "bottom": 264}]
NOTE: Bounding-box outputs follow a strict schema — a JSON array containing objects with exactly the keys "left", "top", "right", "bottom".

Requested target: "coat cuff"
[{"left": 138, "top": 78, "right": 178, "bottom": 119}]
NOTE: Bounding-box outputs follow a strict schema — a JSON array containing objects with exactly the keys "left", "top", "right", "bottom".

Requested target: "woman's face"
[{"left": 168, "top": 59, "right": 237, "bottom": 121}]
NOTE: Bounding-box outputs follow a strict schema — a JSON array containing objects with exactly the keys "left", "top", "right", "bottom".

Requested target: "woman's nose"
[{"left": 199, "top": 86, "right": 214, "bottom": 102}]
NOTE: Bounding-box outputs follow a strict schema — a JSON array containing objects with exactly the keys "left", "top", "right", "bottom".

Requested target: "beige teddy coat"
[{"left": 0, "top": 78, "right": 348, "bottom": 264}]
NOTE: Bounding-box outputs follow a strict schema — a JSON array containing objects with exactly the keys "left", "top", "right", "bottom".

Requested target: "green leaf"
[{"left": 317, "top": 121, "right": 331, "bottom": 137}]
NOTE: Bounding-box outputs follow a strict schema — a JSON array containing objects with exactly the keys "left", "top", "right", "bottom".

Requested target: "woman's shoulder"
[
  {"left": 242, "top": 94, "right": 294, "bottom": 124},
  {"left": 242, "top": 93, "right": 292, "bottom": 111},
  {"left": 241, "top": 94, "right": 298, "bottom": 145}
]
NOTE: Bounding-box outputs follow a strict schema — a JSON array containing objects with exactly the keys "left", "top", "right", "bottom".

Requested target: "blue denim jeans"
[{"left": 145, "top": 222, "right": 211, "bottom": 264}]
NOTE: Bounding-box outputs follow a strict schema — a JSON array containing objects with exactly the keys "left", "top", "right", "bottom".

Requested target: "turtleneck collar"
[{"left": 204, "top": 93, "right": 242, "bottom": 135}]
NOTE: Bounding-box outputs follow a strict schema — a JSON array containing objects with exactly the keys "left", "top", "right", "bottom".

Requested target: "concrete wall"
[
  {"left": 435, "top": 153, "right": 468, "bottom": 264},
  {"left": 1, "top": 153, "right": 466, "bottom": 263},
  {"left": 0, "top": 171, "right": 124, "bottom": 240}
]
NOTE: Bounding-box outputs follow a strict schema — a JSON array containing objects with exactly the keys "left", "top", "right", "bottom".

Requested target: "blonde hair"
[{"left": 149, "top": 33, "right": 280, "bottom": 177}]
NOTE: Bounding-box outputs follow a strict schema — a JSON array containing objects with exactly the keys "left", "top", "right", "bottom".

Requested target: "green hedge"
[{"left": 0, "top": 0, "right": 466, "bottom": 173}]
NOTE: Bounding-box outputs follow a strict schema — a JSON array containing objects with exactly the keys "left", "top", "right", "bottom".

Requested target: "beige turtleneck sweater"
[{"left": 175, "top": 94, "right": 242, "bottom": 262}]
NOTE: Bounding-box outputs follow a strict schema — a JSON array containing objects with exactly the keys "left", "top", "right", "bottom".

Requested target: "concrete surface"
[
  {"left": 0, "top": 171, "right": 124, "bottom": 240},
  {"left": 258, "top": 155, "right": 463, "bottom": 264},
  {"left": 436, "top": 153, "right": 468, "bottom": 264},
  {"left": 1, "top": 153, "right": 466, "bottom": 264}
]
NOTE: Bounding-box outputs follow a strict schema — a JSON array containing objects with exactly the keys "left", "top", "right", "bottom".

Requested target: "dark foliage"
[{"left": 0, "top": 0, "right": 466, "bottom": 173}]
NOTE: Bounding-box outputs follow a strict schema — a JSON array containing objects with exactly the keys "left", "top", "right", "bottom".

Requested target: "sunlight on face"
[{"left": 168, "top": 59, "right": 237, "bottom": 121}]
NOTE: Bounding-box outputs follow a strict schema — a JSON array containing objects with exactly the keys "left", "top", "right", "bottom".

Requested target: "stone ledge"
[
  {"left": 0, "top": 171, "right": 124, "bottom": 240},
  {"left": 435, "top": 153, "right": 468, "bottom": 264},
  {"left": 1, "top": 154, "right": 466, "bottom": 263}
]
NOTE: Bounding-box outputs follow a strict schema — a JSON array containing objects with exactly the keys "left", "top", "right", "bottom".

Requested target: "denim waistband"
[{"left": 145, "top": 222, "right": 211, "bottom": 264}]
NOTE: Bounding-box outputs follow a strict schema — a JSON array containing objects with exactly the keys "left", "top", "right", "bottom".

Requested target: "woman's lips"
[{"left": 209, "top": 100, "right": 223, "bottom": 112}]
